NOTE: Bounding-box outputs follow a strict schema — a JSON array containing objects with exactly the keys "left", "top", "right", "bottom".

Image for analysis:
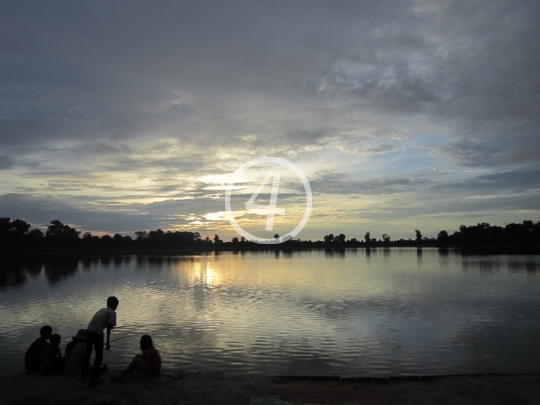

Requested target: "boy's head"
[
  {"left": 107, "top": 296, "right": 119, "bottom": 310},
  {"left": 50, "top": 333, "right": 61, "bottom": 347},
  {"left": 40, "top": 325, "right": 53, "bottom": 339}
]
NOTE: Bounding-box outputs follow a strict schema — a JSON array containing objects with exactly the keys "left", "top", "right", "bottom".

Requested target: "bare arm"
[{"left": 106, "top": 324, "right": 114, "bottom": 350}]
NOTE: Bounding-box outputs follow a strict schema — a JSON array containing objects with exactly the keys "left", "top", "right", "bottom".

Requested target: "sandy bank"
[{"left": 1, "top": 370, "right": 539, "bottom": 405}]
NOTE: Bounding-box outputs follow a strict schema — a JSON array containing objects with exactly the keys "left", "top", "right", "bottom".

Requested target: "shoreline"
[
  {"left": 1, "top": 370, "right": 539, "bottom": 405},
  {"left": 1, "top": 244, "right": 539, "bottom": 259}
]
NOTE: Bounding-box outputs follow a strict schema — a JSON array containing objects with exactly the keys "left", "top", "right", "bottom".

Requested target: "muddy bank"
[{"left": 1, "top": 371, "right": 540, "bottom": 405}]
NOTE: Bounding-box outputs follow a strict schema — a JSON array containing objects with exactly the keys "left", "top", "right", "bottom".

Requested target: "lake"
[{"left": 1, "top": 248, "right": 539, "bottom": 377}]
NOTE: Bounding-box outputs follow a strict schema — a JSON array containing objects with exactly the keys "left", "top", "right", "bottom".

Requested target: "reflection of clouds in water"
[{"left": 1, "top": 250, "right": 540, "bottom": 376}]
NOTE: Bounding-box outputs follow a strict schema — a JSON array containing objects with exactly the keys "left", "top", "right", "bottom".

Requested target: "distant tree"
[
  {"left": 214, "top": 234, "right": 223, "bottom": 244},
  {"left": 0, "top": 218, "right": 32, "bottom": 248},
  {"left": 232, "top": 237, "right": 239, "bottom": 244},
  {"left": 382, "top": 234, "right": 391, "bottom": 246},
  {"left": 324, "top": 234, "right": 335, "bottom": 243},
  {"left": 147, "top": 229, "right": 165, "bottom": 246},
  {"left": 364, "top": 232, "right": 371, "bottom": 245},
  {"left": 100, "top": 234, "right": 113, "bottom": 248},
  {"left": 337, "top": 233, "right": 346, "bottom": 243},
  {"left": 135, "top": 231, "right": 148, "bottom": 241},
  {"left": 46, "top": 220, "right": 80, "bottom": 248},
  {"left": 25, "top": 228, "right": 44, "bottom": 247},
  {"left": 81, "top": 231, "right": 101, "bottom": 248},
  {"left": 415, "top": 230, "right": 422, "bottom": 244},
  {"left": 437, "top": 230, "right": 449, "bottom": 245},
  {"left": 112, "top": 233, "right": 124, "bottom": 247}
]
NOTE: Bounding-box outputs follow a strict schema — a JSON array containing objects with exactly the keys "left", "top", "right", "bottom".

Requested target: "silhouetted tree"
[
  {"left": 147, "top": 229, "right": 165, "bottom": 247},
  {"left": 0, "top": 218, "right": 32, "bottom": 248},
  {"left": 46, "top": 220, "right": 80, "bottom": 248},
  {"left": 25, "top": 228, "right": 44, "bottom": 247},
  {"left": 100, "top": 234, "right": 113, "bottom": 248},
  {"left": 437, "top": 230, "right": 449, "bottom": 245},
  {"left": 112, "top": 233, "right": 124, "bottom": 247},
  {"left": 135, "top": 231, "right": 148, "bottom": 242},
  {"left": 415, "top": 230, "right": 422, "bottom": 245},
  {"left": 364, "top": 232, "right": 371, "bottom": 245},
  {"left": 382, "top": 234, "right": 391, "bottom": 246},
  {"left": 337, "top": 234, "right": 346, "bottom": 243}
]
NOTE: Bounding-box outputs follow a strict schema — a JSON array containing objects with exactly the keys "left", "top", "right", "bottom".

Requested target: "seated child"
[
  {"left": 24, "top": 325, "right": 52, "bottom": 371},
  {"left": 111, "top": 335, "right": 161, "bottom": 383},
  {"left": 41, "top": 333, "right": 64, "bottom": 375},
  {"left": 65, "top": 329, "right": 87, "bottom": 377}
]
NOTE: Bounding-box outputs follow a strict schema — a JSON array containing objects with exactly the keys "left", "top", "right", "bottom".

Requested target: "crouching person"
[
  {"left": 24, "top": 325, "right": 52, "bottom": 372},
  {"left": 111, "top": 335, "right": 161, "bottom": 383},
  {"left": 41, "top": 334, "right": 64, "bottom": 375},
  {"left": 65, "top": 329, "right": 87, "bottom": 377}
]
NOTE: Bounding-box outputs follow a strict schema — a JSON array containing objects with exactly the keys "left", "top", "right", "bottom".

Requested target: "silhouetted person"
[
  {"left": 82, "top": 296, "right": 119, "bottom": 386},
  {"left": 111, "top": 335, "right": 161, "bottom": 384},
  {"left": 24, "top": 325, "right": 52, "bottom": 371},
  {"left": 41, "top": 333, "right": 64, "bottom": 375},
  {"left": 65, "top": 329, "right": 87, "bottom": 377}
]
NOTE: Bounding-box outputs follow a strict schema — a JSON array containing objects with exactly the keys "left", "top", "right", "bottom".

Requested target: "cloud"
[
  {"left": 0, "top": 193, "right": 226, "bottom": 235},
  {"left": 310, "top": 170, "right": 438, "bottom": 196},
  {"left": 1, "top": 1, "right": 539, "bottom": 237},
  {"left": 3, "top": 1, "right": 537, "bottom": 159},
  {"left": 433, "top": 164, "right": 540, "bottom": 195},
  {"left": 0, "top": 155, "right": 15, "bottom": 170}
]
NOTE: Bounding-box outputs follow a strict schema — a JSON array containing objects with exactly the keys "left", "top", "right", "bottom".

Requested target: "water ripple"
[{"left": 1, "top": 250, "right": 540, "bottom": 376}]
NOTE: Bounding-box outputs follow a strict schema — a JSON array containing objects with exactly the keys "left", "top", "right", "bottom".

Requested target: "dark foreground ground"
[{"left": 1, "top": 370, "right": 540, "bottom": 405}]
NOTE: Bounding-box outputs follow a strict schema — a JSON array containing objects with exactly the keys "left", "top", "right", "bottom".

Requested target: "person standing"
[{"left": 82, "top": 296, "right": 119, "bottom": 386}]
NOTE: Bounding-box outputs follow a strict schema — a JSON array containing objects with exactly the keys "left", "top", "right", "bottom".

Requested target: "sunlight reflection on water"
[{"left": 1, "top": 249, "right": 540, "bottom": 376}]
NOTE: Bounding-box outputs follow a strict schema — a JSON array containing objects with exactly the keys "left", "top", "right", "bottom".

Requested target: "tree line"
[
  {"left": 0, "top": 219, "right": 206, "bottom": 249},
  {"left": 1, "top": 217, "right": 540, "bottom": 250}
]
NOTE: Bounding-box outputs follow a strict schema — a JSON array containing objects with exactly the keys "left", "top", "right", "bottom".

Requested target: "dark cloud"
[
  {"left": 0, "top": 193, "right": 225, "bottom": 234},
  {"left": 1, "top": 1, "right": 539, "bottom": 236},
  {"left": 310, "top": 170, "right": 436, "bottom": 196},
  {"left": 0, "top": 155, "right": 15, "bottom": 170},
  {"left": 3, "top": 0, "right": 537, "bottom": 159},
  {"left": 311, "top": 164, "right": 540, "bottom": 201},
  {"left": 433, "top": 164, "right": 540, "bottom": 194}
]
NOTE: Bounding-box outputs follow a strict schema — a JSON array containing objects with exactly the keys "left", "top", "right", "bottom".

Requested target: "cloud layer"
[{"left": 1, "top": 1, "right": 539, "bottom": 239}]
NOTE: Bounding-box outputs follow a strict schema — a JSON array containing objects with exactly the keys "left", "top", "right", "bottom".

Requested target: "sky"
[{"left": 1, "top": 0, "right": 539, "bottom": 242}]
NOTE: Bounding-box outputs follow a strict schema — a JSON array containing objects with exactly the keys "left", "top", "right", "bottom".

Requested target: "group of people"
[{"left": 24, "top": 296, "right": 162, "bottom": 386}]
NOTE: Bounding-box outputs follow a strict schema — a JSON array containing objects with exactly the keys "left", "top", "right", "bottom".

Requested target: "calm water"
[{"left": 1, "top": 248, "right": 539, "bottom": 377}]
